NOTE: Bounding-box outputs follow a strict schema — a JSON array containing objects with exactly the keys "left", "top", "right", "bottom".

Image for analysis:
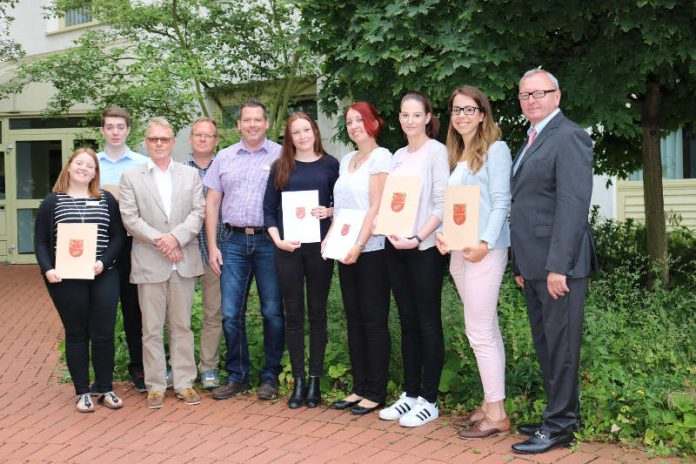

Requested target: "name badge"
[
  {"left": 85, "top": 200, "right": 101, "bottom": 207},
  {"left": 262, "top": 165, "right": 271, "bottom": 171}
]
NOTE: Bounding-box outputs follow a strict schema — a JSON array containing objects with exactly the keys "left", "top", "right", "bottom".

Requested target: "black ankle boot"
[
  {"left": 288, "top": 377, "right": 306, "bottom": 409},
  {"left": 305, "top": 376, "right": 321, "bottom": 408}
]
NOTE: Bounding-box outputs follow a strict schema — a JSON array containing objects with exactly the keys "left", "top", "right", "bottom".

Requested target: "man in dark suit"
[{"left": 509, "top": 69, "right": 597, "bottom": 454}]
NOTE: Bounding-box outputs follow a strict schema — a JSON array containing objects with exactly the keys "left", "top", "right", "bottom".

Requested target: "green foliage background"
[{"left": 57, "top": 217, "right": 695, "bottom": 456}]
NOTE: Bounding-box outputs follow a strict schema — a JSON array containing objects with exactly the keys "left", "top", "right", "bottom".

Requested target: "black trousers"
[
  {"left": 275, "top": 242, "right": 334, "bottom": 377},
  {"left": 523, "top": 277, "right": 588, "bottom": 434},
  {"left": 117, "top": 235, "right": 144, "bottom": 375},
  {"left": 46, "top": 266, "right": 120, "bottom": 395},
  {"left": 338, "top": 249, "right": 390, "bottom": 403},
  {"left": 385, "top": 242, "right": 446, "bottom": 403}
]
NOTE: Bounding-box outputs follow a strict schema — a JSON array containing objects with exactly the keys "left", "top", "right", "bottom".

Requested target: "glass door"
[{"left": 4, "top": 132, "right": 74, "bottom": 263}]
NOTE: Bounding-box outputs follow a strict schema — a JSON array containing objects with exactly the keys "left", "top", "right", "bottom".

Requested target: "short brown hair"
[
  {"left": 53, "top": 148, "right": 101, "bottom": 198},
  {"left": 239, "top": 100, "right": 267, "bottom": 120},
  {"left": 101, "top": 107, "right": 131, "bottom": 128},
  {"left": 191, "top": 117, "right": 218, "bottom": 134}
]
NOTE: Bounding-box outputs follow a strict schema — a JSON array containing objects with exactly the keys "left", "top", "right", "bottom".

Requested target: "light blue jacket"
[{"left": 452, "top": 140, "right": 511, "bottom": 249}]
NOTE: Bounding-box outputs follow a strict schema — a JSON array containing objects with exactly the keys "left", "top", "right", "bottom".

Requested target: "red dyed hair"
[{"left": 345, "top": 102, "right": 384, "bottom": 139}]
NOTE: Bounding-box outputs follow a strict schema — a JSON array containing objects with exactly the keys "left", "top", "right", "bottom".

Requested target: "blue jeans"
[{"left": 219, "top": 230, "right": 284, "bottom": 383}]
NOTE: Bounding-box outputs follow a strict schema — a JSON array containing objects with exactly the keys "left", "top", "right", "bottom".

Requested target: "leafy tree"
[
  {"left": 3, "top": 0, "right": 317, "bottom": 138},
  {"left": 301, "top": 0, "right": 696, "bottom": 286},
  {"left": 0, "top": 0, "right": 23, "bottom": 63}
]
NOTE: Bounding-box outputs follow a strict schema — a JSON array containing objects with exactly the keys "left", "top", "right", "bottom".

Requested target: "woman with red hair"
[
  {"left": 325, "top": 102, "right": 391, "bottom": 415},
  {"left": 264, "top": 112, "right": 339, "bottom": 409}
]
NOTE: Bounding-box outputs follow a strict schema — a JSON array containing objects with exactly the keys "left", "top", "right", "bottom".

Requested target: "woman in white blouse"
[
  {"left": 378, "top": 92, "right": 450, "bottom": 427},
  {"left": 325, "top": 102, "right": 391, "bottom": 415},
  {"left": 436, "top": 85, "right": 512, "bottom": 438}
]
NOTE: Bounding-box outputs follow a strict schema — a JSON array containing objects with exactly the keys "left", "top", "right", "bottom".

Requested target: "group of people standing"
[{"left": 35, "top": 68, "right": 596, "bottom": 455}]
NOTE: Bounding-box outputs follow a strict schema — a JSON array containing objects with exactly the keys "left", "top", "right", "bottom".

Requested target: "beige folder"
[
  {"left": 374, "top": 176, "right": 422, "bottom": 237},
  {"left": 443, "top": 185, "right": 480, "bottom": 250},
  {"left": 55, "top": 223, "right": 98, "bottom": 280}
]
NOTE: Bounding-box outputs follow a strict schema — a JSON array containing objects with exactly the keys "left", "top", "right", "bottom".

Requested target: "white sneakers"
[{"left": 379, "top": 393, "right": 439, "bottom": 427}]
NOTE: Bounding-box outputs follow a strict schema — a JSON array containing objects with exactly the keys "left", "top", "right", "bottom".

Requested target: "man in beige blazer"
[{"left": 119, "top": 117, "right": 205, "bottom": 409}]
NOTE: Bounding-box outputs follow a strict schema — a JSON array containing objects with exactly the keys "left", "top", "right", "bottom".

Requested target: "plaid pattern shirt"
[{"left": 186, "top": 155, "right": 224, "bottom": 265}]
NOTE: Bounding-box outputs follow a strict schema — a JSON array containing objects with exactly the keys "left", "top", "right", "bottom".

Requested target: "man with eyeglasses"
[
  {"left": 510, "top": 69, "right": 598, "bottom": 454},
  {"left": 119, "top": 117, "right": 205, "bottom": 409},
  {"left": 184, "top": 117, "right": 224, "bottom": 389},
  {"left": 203, "top": 100, "right": 285, "bottom": 401},
  {"left": 96, "top": 107, "right": 148, "bottom": 393}
]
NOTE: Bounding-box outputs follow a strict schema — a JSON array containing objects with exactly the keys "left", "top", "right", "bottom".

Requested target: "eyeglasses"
[
  {"left": 146, "top": 136, "right": 173, "bottom": 144},
  {"left": 518, "top": 89, "right": 556, "bottom": 101},
  {"left": 399, "top": 112, "right": 425, "bottom": 121},
  {"left": 192, "top": 133, "right": 218, "bottom": 140},
  {"left": 450, "top": 105, "right": 481, "bottom": 116}
]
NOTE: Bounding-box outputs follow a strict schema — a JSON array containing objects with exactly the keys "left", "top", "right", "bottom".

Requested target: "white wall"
[{"left": 591, "top": 174, "right": 616, "bottom": 220}]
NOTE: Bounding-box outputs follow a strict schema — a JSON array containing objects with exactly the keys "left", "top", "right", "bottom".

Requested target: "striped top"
[{"left": 53, "top": 193, "right": 111, "bottom": 259}]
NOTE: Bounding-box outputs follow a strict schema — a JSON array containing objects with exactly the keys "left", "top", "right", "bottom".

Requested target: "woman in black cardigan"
[{"left": 35, "top": 148, "right": 125, "bottom": 413}]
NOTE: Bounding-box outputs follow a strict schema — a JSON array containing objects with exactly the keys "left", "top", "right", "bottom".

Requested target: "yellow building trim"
[{"left": 616, "top": 179, "right": 696, "bottom": 229}]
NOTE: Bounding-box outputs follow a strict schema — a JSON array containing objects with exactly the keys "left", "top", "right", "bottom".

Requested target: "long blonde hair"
[{"left": 445, "top": 86, "right": 501, "bottom": 173}]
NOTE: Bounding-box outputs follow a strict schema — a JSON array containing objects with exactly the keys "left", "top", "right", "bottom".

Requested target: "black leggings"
[
  {"left": 46, "top": 266, "right": 120, "bottom": 395},
  {"left": 275, "top": 242, "right": 333, "bottom": 377},
  {"left": 338, "top": 249, "right": 390, "bottom": 403},
  {"left": 385, "top": 242, "right": 446, "bottom": 403}
]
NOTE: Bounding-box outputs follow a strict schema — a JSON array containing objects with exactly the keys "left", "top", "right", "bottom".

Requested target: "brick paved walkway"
[{"left": 0, "top": 264, "right": 690, "bottom": 464}]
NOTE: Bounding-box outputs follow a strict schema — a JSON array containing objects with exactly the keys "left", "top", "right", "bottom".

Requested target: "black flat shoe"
[
  {"left": 333, "top": 399, "right": 361, "bottom": 410},
  {"left": 350, "top": 402, "right": 384, "bottom": 415},
  {"left": 517, "top": 423, "right": 541, "bottom": 436},
  {"left": 512, "top": 430, "right": 574, "bottom": 454}
]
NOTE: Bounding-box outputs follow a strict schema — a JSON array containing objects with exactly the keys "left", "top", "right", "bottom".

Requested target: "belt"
[{"left": 225, "top": 224, "right": 265, "bottom": 235}]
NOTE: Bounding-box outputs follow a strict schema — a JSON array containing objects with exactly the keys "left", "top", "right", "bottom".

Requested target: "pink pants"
[{"left": 449, "top": 248, "right": 508, "bottom": 402}]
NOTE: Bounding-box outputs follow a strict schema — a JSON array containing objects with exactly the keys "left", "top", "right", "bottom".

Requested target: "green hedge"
[{"left": 103, "top": 217, "right": 696, "bottom": 456}]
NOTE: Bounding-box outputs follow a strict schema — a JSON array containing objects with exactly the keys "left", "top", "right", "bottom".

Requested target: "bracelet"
[
  {"left": 356, "top": 242, "right": 366, "bottom": 250},
  {"left": 409, "top": 235, "right": 423, "bottom": 243}
]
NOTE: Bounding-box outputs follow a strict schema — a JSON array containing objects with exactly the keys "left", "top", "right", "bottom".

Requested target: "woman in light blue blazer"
[{"left": 436, "top": 85, "right": 512, "bottom": 438}]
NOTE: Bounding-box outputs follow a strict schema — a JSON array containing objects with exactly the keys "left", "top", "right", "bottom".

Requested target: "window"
[
  {"left": 64, "top": 7, "right": 93, "bottom": 28},
  {"left": 629, "top": 126, "right": 696, "bottom": 180}
]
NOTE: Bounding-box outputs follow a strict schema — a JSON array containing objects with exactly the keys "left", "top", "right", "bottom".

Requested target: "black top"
[
  {"left": 263, "top": 155, "right": 340, "bottom": 240},
  {"left": 34, "top": 190, "right": 125, "bottom": 275}
]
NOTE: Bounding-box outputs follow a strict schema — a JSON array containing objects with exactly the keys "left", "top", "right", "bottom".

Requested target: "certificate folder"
[
  {"left": 322, "top": 208, "right": 366, "bottom": 260},
  {"left": 374, "top": 176, "right": 422, "bottom": 237},
  {"left": 443, "top": 185, "right": 480, "bottom": 250},
  {"left": 55, "top": 223, "right": 98, "bottom": 280},
  {"left": 281, "top": 190, "right": 321, "bottom": 243}
]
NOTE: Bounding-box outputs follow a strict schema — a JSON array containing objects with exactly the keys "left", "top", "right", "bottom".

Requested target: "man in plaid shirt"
[{"left": 185, "top": 117, "right": 224, "bottom": 389}]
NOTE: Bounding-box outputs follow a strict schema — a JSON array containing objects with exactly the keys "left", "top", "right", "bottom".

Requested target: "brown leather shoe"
[
  {"left": 176, "top": 388, "right": 201, "bottom": 405},
  {"left": 458, "top": 416, "right": 511, "bottom": 439},
  {"left": 147, "top": 391, "right": 165, "bottom": 409},
  {"left": 452, "top": 408, "right": 485, "bottom": 428}
]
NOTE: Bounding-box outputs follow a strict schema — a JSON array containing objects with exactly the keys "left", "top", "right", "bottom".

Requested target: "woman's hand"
[
  {"left": 462, "top": 242, "right": 489, "bottom": 263},
  {"left": 45, "top": 269, "right": 61, "bottom": 283},
  {"left": 387, "top": 234, "right": 419, "bottom": 250},
  {"left": 311, "top": 205, "right": 332, "bottom": 220},
  {"left": 435, "top": 232, "right": 449, "bottom": 255},
  {"left": 276, "top": 239, "right": 301, "bottom": 252},
  {"left": 94, "top": 260, "right": 104, "bottom": 276},
  {"left": 340, "top": 245, "right": 363, "bottom": 265}
]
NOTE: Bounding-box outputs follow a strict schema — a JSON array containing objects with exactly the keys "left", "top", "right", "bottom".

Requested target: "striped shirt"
[
  {"left": 53, "top": 193, "right": 111, "bottom": 259},
  {"left": 186, "top": 155, "right": 224, "bottom": 264}
]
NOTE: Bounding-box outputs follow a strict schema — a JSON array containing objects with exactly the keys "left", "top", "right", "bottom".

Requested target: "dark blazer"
[{"left": 510, "top": 111, "right": 598, "bottom": 281}]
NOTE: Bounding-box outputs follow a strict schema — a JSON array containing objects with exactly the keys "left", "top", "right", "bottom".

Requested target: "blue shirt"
[{"left": 97, "top": 147, "right": 148, "bottom": 186}]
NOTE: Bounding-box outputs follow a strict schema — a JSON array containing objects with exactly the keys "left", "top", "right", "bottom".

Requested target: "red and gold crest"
[
  {"left": 341, "top": 224, "right": 350, "bottom": 236},
  {"left": 69, "top": 239, "right": 84, "bottom": 258},
  {"left": 453, "top": 204, "right": 467, "bottom": 225},
  {"left": 296, "top": 207, "right": 305, "bottom": 219},
  {"left": 391, "top": 192, "right": 406, "bottom": 213}
]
